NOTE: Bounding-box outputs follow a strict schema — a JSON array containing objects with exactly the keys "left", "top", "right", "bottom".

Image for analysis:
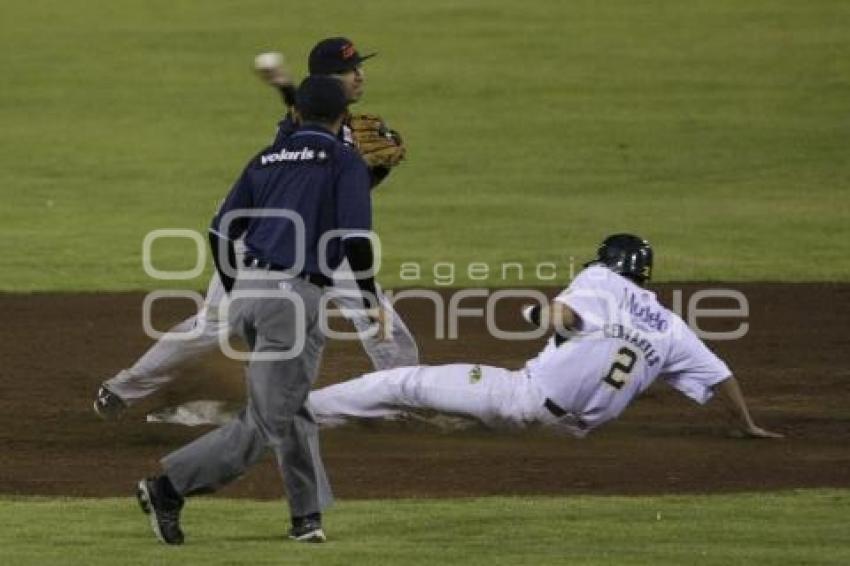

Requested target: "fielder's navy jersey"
[{"left": 211, "top": 126, "right": 371, "bottom": 274}]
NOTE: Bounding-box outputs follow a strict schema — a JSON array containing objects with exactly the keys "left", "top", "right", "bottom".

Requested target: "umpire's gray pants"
[{"left": 161, "top": 272, "right": 333, "bottom": 517}]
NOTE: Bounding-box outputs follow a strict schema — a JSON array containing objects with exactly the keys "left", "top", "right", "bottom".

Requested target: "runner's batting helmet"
[{"left": 589, "top": 234, "right": 653, "bottom": 283}]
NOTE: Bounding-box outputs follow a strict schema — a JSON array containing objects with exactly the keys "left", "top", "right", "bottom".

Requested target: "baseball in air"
[{"left": 254, "top": 52, "right": 284, "bottom": 71}]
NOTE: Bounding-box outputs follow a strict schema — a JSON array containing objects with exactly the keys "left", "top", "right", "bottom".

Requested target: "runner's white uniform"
[{"left": 308, "top": 265, "right": 731, "bottom": 437}]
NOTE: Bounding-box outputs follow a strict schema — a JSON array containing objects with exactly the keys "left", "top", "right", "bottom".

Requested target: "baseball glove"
[{"left": 348, "top": 113, "right": 406, "bottom": 169}]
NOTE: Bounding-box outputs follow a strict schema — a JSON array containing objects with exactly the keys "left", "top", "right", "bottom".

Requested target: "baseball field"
[{"left": 1, "top": 0, "right": 848, "bottom": 564}]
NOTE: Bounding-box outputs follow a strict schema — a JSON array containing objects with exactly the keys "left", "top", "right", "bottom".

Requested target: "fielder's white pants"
[
  {"left": 105, "top": 261, "right": 419, "bottom": 404},
  {"left": 308, "top": 364, "right": 551, "bottom": 430},
  {"left": 105, "top": 271, "right": 230, "bottom": 402}
]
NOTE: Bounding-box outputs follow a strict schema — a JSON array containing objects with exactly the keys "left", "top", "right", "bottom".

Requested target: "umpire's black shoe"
[
  {"left": 289, "top": 513, "right": 326, "bottom": 543},
  {"left": 93, "top": 385, "right": 126, "bottom": 420},
  {"left": 136, "top": 476, "right": 185, "bottom": 545}
]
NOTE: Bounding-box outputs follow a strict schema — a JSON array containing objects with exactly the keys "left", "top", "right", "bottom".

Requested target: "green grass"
[
  {"left": 1, "top": 1, "right": 849, "bottom": 290},
  {"left": 1, "top": 491, "right": 848, "bottom": 565}
]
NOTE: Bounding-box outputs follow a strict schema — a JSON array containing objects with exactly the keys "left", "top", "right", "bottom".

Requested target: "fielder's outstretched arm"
[
  {"left": 253, "top": 52, "right": 296, "bottom": 107},
  {"left": 715, "top": 376, "right": 783, "bottom": 439}
]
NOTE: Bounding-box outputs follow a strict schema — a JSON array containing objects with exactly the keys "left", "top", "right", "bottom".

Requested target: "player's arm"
[
  {"left": 209, "top": 167, "right": 254, "bottom": 293},
  {"left": 209, "top": 232, "right": 237, "bottom": 294},
  {"left": 343, "top": 236, "right": 379, "bottom": 310},
  {"left": 342, "top": 236, "right": 393, "bottom": 339},
  {"left": 714, "top": 376, "right": 784, "bottom": 439},
  {"left": 521, "top": 301, "right": 580, "bottom": 332},
  {"left": 254, "top": 52, "right": 296, "bottom": 108},
  {"left": 662, "top": 319, "right": 783, "bottom": 440},
  {"left": 335, "top": 151, "right": 392, "bottom": 338}
]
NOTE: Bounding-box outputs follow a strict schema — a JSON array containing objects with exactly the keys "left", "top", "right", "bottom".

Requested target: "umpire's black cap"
[
  {"left": 308, "top": 37, "right": 375, "bottom": 75},
  {"left": 295, "top": 76, "right": 349, "bottom": 122}
]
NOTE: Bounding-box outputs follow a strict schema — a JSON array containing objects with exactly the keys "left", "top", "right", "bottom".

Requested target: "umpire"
[{"left": 136, "top": 76, "right": 381, "bottom": 545}]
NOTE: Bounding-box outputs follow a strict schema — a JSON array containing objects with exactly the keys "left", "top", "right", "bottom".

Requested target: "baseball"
[{"left": 254, "top": 51, "right": 284, "bottom": 71}]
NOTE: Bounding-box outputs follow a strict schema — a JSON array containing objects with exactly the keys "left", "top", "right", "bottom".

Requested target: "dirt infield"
[{"left": 1, "top": 284, "right": 847, "bottom": 500}]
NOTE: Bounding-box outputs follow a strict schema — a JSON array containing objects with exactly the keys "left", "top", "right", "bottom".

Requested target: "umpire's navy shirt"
[{"left": 211, "top": 125, "right": 371, "bottom": 274}]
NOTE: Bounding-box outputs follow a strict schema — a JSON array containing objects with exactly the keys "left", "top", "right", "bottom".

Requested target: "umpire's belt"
[
  {"left": 543, "top": 398, "right": 588, "bottom": 430},
  {"left": 242, "top": 256, "right": 332, "bottom": 288}
]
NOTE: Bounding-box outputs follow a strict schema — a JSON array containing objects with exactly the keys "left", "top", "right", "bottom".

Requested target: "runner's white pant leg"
[
  {"left": 332, "top": 261, "right": 419, "bottom": 370},
  {"left": 308, "top": 364, "right": 534, "bottom": 429},
  {"left": 104, "top": 273, "right": 231, "bottom": 404}
]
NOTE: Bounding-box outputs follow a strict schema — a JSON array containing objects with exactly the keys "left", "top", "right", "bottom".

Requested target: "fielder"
[
  {"left": 308, "top": 234, "right": 783, "bottom": 440},
  {"left": 94, "top": 37, "right": 417, "bottom": 419}
]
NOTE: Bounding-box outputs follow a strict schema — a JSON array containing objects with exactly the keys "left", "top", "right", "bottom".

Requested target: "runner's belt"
[
  {"left": 544, "top": 398, "right": 567, "bottom": 417},
  {"left": 544, "top": 398, "right": 588, "bottom": 430}
]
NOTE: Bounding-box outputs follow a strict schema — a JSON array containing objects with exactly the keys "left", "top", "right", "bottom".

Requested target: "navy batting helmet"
[{"left": 588, "top": 233, "right": 653, "bottom": 283}]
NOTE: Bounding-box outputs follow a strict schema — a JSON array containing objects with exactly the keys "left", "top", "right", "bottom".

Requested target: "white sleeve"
[
  {"left": 553, "top": 267, "right": 620, "bottom": 332},
  {"left": 661, "top": 318, "right": 732, "bottom": 404}
]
